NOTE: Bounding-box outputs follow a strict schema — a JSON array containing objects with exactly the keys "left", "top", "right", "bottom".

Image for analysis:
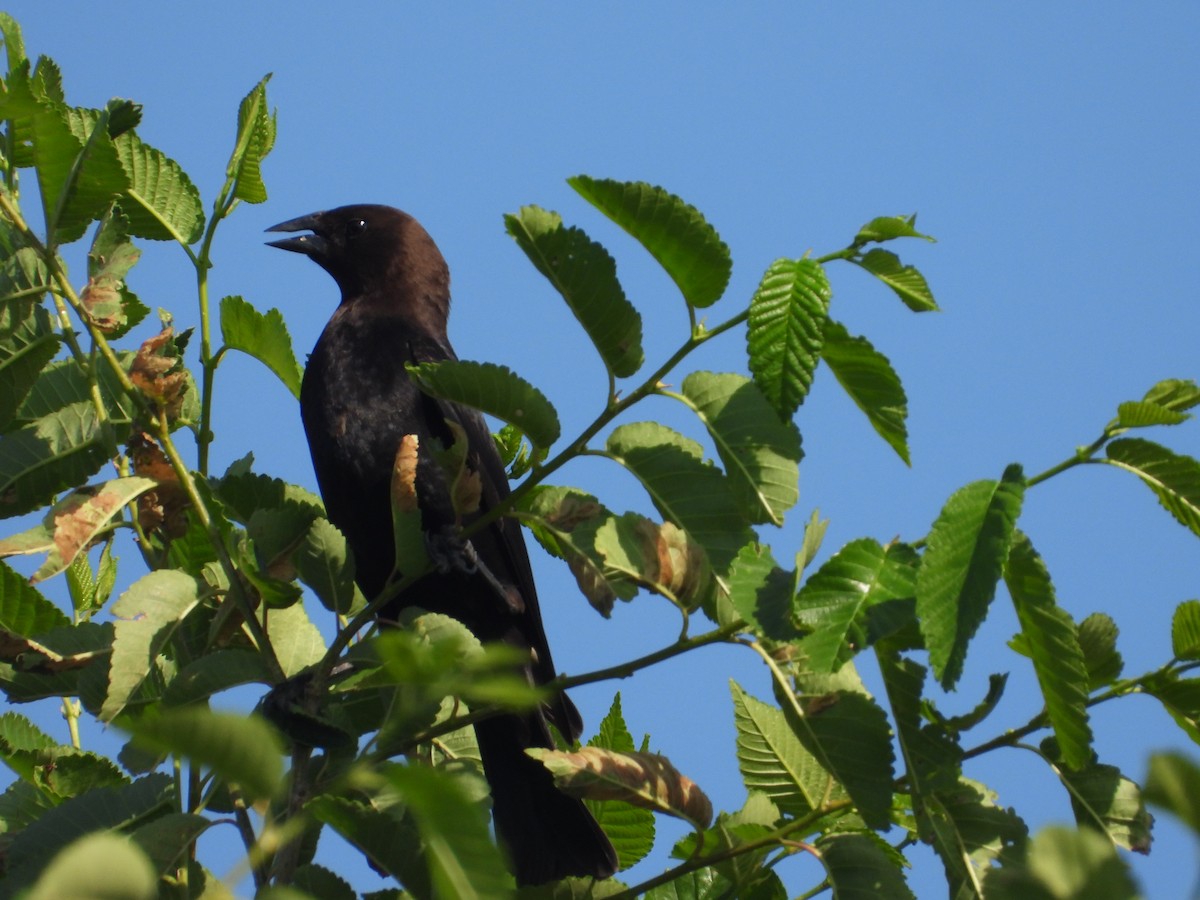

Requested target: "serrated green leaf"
[
  {"left": 26, "top": 831, "right": 157, "bottom": 900},
  {"left": 0, "top": 303, "right": 58, "bottom": 432},
  {"left": 384, "top": 763, "right": 511, "bottom": 900},
  {"left": 505, "top": 205, "right": 643, "bottom": 378},
  {"left": 162, "top": 649, "right": 273, "bottom": 705},
  {"left": 982, "top": 825, "right": 1139, "bottom": 900},
  {"left": 294, "top": 517, "right": 364, "bottom": 616},
  {"left": 1004, "top": 533, "right": 1092, "bottom": 770},
  {"left": 0, "top": 477, "right": 156, "bottom": 582},
  {"left": 821, "top": 320, "right": 910, "bottom": 464},
  {"left": 113, "top": 131, "right": 204, "bottom": 243},
  {"left": 726, "top": 543, "right": 798, "bottom": 641},
  {"left": 126, "top": 706, "right": 284, "bottom": 801},
  {"left": 606, "top": 422, "right": 752, "bottom": 575},
  {"left": 229, "top": 75, "right": 275, "bottom": 204},
  {"left": 568, "top": 175, "right": 731, "bottom": 309},
  {"left": 408, "top": 359, "right": 560, "bottom": 450},
  {"left": 1114, "top": 400, "right": 1190, "bottom": 428},
  {"left": 729, "top": 680, "right": 836, "bottom": 817},
  {"left": 917, "top": 464, "right": 1025, "bottom": 689},
  {"left": 795, "top": 538, "right": 918, "bottom": 673},
  {"left": 1144, "top": 677, "right": 1200, "bottom": 743},
  {"left": 1144, "top": 750, "right": 1200, "bottom": 837},
  {"left": 219, "top": 294, "right": 303, "bottom": 399},
  {"left": 264, "top": 601, "right": 326, "bottom": 678},
  {"left": 213, "top": 470, "right": 324, "bottom": 523},
  {"left": 306, "top": 794, "right": 429, "bottom": 897},
  {"left": 586, "top": 693, "right": 655, "bottom": 870},
  {"left": 4, "top": 773, "right": 172, "bottom": 895},
  {"left": 13, "top": 353, "right": 136, "bottom": 427},
  {"left": 1142, "top": 378, "right": 1200, "bottom": 414},
  {"left": 817, "top": 832, "right": 916, "bottom": 900},
  {"left": 678, "top": 371, "right": 802, "bottom": 525},
  {"left": 644, "top": 867, "right": 739, "bottom": 900},
  {"left": 1060, "top": 762, "right": 1152, "bottom": 853},
  {"left": 128, "top": 812, "right": 213, "bottom": 876},
  {"left": 853, "top": 249, "right": 938, "bottom": 312},
  {"left": 102, "top": 570, "right": 201, "bottom": 721},
  {"left": 0, "top": 559, "right": 70, "bottom": 635},
  {"left": 746, "top": 257, "right": 831, "bottom": 419},
  {"left": 0, "top": 400, "right": 112, "bottom": 519},
  {"left": 1105, "top": 437, "right": 1200, "bottom": 537},
  {"left": 1077, "top": 613, "right": 1123, "bottom": 689},
  {"left": 0, "top": 14, "right": 26, "bottom": 74},
  {"left": 853, "top": 214, "right": 935, "bottom": 246},
  {"left": 1173, "top": 600, "right": 1200, "bottom": 660}
]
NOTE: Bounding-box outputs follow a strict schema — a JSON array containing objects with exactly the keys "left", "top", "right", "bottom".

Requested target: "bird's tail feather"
[{"left": 474, "top": 713, "right": 618, "bottom": 886}]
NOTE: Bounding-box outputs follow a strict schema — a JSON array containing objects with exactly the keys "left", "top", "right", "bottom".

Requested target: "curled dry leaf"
[
  {"left": 637, "top": 519, "right": 711, "bottom": 608},
  {"left": 528, "top": 746, "right": 713, "bottom": 829},
  {"left": 391, "top": 434, "right": 420, "bottom": 514},
  {"left": 130, "top": 326, "right": 189, "bottom": 419},
  {"left": 128, "top": 432, "right": 189, "bottom": 539}
]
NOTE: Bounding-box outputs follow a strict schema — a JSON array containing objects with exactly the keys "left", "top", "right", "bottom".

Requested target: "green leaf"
[
  {"left": 586, "top": 694, "right": 655, "bottom": 870},
  {"left": 4, "top": 773, "right": 173, "bottom": 894},
  {"left": 745, "top": 257, "right": 831, "bottom": 419},
  {"left": 384, "top": 763, "right": 512, "bottom": 900},
  {"left": 408, "top": 359, "right": 561, "bottom": 450},
  {"left": 1144, "top": 750, "right": 1200, "bottom": 837},
  {"left": 0, "top": 303, "right": 58, "bottom": 432},
  {"left": 0, "top": 401, "right": 112, "bottom": 519},
  {"left": 568, "top": 176, "right": 731, "bottom": 308},
  {"left": 852, "top": 249, "right": 938, "bottom": 312},
  {"left": 506, "top": 205, "right": 643, "bottom": 378},
  {"left": 1114, "top": 400, "right": 1189, "bottom": 429},
  {"left": 820, "top": 320, "right": 910, "bottom": 464},
  {"left": 1059, "top": 762, "right": 1152, "bottom": 853},
  {"left": 1076, "top": 613, "right": 1123, "bottom": 689},
  {"left": 1104, "top": 437, "right": 1200, "bottom": 537},
  {"left": 38, "top": 105, "right": 131, "bottom": 244},
  {"left": 795, "top": 538, "right": 918, "bottom": 673},
  {"left": 729, "top": 680, "right": 840, "bottom": 817},
  {"left": 13, "top": 353, "right": 136, "bottom": 427},
  {"left": 678, "top": 371, "right": 802, "bottom": 525},
  {"left": 229, "top": 75, "right": 275, "bottom": 204},
  {"left": 817, "top": 832, "right": 916, "bottom": 900},
  {"left": 102, "top": 570, "right": 201, "bottom": 721},
  {"left": 0, "top": 477, "right": 156, "bottom": 582},
  {"left": 1143, "top": 378, "right": 1200, "bottom": 412},
  {"left": 606, "top": 422, "right": 753, "bottom": 574},
  {"left": 126, "top": 706, "right": 284, "bottom": 801},
  {"left": 128, "top": 812, "right": 213, "bottom": 876},
  {"left": 307, "top": 794, "right": 429, "bottom": 897},
  {"left": 982, "top": 825, "right": 1139, "bottom": 900},
  {"left": 1144, "top": 677, "right": 1200, "bottom": 743},
  {"left": 592, "top": 513, "right": 713, "bottom": 612},
  {"left": 1004, "top": 533, "right": 1092, "bottom": 770},
  {"left": 0, "top": 559, "right": 70, "bottom": 635},
  {"left": 294, "top": 517, "right": 365, "bottom": 616},
  {"left": 853, "top": 214, "right": 935, "bottom": 246},
  {"left": 0, "top": 14, "right": 26, "bottom": 73},
  {"left": 644, "top": 868, "right": 738, "bottom": 900},
  {"left": 916, "top": 464, "right": 1025, "bottom": 689},
  {"left": 264, "top": 602, "right": 327, "bottom": 678},
  {"left": 25, "top": 831, "right": 157, "bottom": 900},
  {"left": 219, "top": 294, "right": 303, "bottom": 399},
  {"left": 726, "top": 543, "right": 798, "bottom": 641},
  {"left": 1173, "top": 600, "right": 1200, "bottom": 660},
  {"left": 113, "top": 131, "right": 204, "bottom": 243},
  {"left": 162, "top": 649, "right": 273, "bottom": 705}
]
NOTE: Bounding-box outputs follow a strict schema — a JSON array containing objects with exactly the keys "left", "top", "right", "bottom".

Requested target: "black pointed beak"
[{"left": 266, "top": 212, "right": 328, "bottom": 257}]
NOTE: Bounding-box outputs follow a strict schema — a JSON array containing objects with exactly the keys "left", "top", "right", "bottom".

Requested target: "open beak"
[{"left": 265, "top": 212, "right": 328, "bottom": 257}]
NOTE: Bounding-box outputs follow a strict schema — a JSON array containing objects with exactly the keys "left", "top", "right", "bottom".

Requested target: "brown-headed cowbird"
[{"left": 267, "top": 205, "right": 616, "bottom": 885}]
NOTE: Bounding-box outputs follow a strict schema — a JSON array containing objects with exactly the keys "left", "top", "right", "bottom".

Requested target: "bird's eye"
[{"left": 345, "top": 219, "right": 367, "bottom": 239}]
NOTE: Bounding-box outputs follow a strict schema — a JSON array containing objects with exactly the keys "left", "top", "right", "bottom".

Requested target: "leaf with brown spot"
[
  {"left": 528, "top": 746, "right": 713, "bottom": 829},
  {"left": 127, "top": 432, "right": 188, "bottom": 538},
  {"left": 0, "top": 477, "right": 157, "bottom": 582},
  {"left": 130, "top": 326, "right": 191, "bottom": 419}
]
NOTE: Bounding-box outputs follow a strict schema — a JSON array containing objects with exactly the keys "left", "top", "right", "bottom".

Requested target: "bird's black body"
[{"left": 268, "top": 205, "right": 616, "bottom": 885}]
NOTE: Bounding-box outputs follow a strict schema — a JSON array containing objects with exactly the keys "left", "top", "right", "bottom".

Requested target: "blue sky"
[{"left": 6, "top": 3, "right": 1200, "bottom": 896}]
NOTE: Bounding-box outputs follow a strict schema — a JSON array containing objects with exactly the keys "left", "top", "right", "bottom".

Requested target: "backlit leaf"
[
  {"left": 820, "top": 320, "right": 910, "bottom": 464},
  {"left": 586, "top": 693, "right": 655, "bottom": 870},
  {"left": 229, "top": 75, "right": 275, "bottom": 204},
  {"left": 746, "top": 258, "right": 831, "bottom": 418},
  {"left": 853, "top": 249, "right": 938, "bottom": 312},
  {"left": 0, "top": 401, "right": 112, "bottom": 519},
  {"left": 568, "top": 175, "right": 731, "bottom": 308},
  {"left": 917, "top": 464, "right": 1025, "bottom": 689},
  {"left": 220, "top": 294, "right": 303, "bottom": 399},
  {"left": 1172, "top": 600, "right": 1200, "bottom": 660},
  {"left": 1104, "top": 438, "right": 1200, "bottom": 537},
  {"left": 1077, "top": 613, "right": 1123, "bottom": 689},
  {"left": 1059, "top": 762, "right": 1152, "bottom": 853},
  {"left": 113, "top": 131, "right": 204, "bottom": 243},
  {"left": 853, "top": 214, "right": 934, "bottom": 246}
]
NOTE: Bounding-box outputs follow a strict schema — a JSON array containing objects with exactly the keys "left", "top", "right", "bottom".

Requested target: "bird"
[{"left": 266, "top": 204, "right": 617, "bottom": 885}]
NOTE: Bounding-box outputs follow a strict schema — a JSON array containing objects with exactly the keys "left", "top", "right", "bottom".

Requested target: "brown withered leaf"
[
  {"left": 528, "top": 746, "right": 713, "bottom": 829},
  {"left": 636, "top": 519, "right": 712, "bottom": 609},
  {"left": 0, "top": 477, "right": 157, "bottom": 582},
  {"left": 131, "top": 327, "right": 189, "bottom": 418},
  {"left": 80, "top": 278, "right": 126, "bottom": 332},
  {"left": 391, "top": 434, "right": 420, "bottom": 514},
  {"left": 128, "top": 432, "right": 189, "bottom": 538},
  {"left": 543, "top": 492, "right": 605, "bottom": 532}
]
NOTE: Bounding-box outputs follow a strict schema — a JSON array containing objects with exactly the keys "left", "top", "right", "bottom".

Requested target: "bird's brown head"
[{"left": 267, "top": 204, "right": 450, "bottom": 325}]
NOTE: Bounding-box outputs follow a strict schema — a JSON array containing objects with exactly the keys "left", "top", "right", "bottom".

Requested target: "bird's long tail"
[{"left": 474, "top": 713, "right": 618, "bottom": 886}]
